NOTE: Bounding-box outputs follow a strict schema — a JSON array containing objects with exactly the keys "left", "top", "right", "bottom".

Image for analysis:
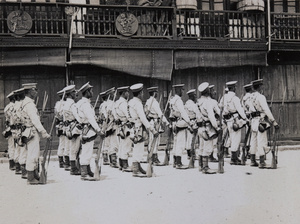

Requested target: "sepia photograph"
[{"left": 0, "top": 0, "right": 300, "bottom": 223}]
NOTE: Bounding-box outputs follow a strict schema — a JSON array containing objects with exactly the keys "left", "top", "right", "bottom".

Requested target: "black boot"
[
  {"left": 138, "top": 162, "right": 146, "bottom": 174},
  {"left": 20, "top": 164, "right": 27, "bottom": 179},
  {"left": 119, "top": 158, "right": 123, "bottom": 170},
  {"left": 110, "top": 153, "right": 118, "bottom": 168},
  {"left": 202, "top": 156, "right": 216, "bottom": 174},
  {"left": 259, "top": 155, "right": 267, "bottom": 169},
  {"left": 187, "top": 150, "right": 191, "bottom": 160},
  {"left": 15, "top": 162, "right": 22, "bottom": 175},
  {"left": 70, "top": 161, "right": 81, "bottom": 175},
  {"left": 9, "top": 160, "right": 16, "bottom": 171},
  {"left": 34, "top": 167, "right": 40, "bottom": 181},
  {"left": 80, "top": 165, "right": 94, "bottom": 181},
  {"left": 198, "top": 156, "right": 203, "bottom": 172},
  {"left": 224, "top": 147, "right": 230, "bottom": 158},
  {"left": 27, "top": 171, "right": 39, "bottom": 185},
  {"left": 87, "top": 165, "right": 94, "bottom": 177},
  {"left": 58, "top": 156, "right": 64, "bottom": 168},
  {"left": 230, "top": 151, "right": 242, "bottom": 165},
  {"left": 122, "top": 159, "right": 132, "bottom": 172},
  {"left": 173, "top": 155, "right": 177, "bottom": 168},
  {"left": 176, "top": 156, "right": 189, "bottom": 169},
  {"left": 250, "top": 154, "right": 259, "bottom": 167},
  {"left": 209, "top": 152, "right": 218, "bottom": 162},
  {"left": 132, "top": 162, "right": 146, "bottom": 177},
  {"left": 103, "top": 153, "right": 110, "bottom": 165},
  {"left": 64, "top": 156, "right": 71, "bottom": 171}
]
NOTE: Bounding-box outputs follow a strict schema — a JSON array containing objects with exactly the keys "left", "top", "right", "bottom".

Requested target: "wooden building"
[{"left": 0, "top": 0, "right": 299, "bottom": 150}]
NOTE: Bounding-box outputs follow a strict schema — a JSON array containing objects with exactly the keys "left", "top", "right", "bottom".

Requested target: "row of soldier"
[{"left": 3, "top": 79, "right": 279, "bottom": 184}]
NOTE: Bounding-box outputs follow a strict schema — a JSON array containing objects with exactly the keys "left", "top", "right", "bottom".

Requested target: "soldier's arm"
[
  {"left": 26, "top": 103, "right": 47, "bottom": 134},
  {"left": 259, "top": 95, "right": 276, "bottom": 122},
  {"left": 207, "top": 102, "right": 218, "bottom": 129},
  {"left": 84, "top": 104, "right": 101, "bottom": 132},
  {"left": 233, "top": 97, "right": 247, "bottom": 120},
  {"left": 177, "top": 99, "right": 191, "bottom": 124},
  {"left": 136, "top": 102, "right": 151, "bottom": 129}
]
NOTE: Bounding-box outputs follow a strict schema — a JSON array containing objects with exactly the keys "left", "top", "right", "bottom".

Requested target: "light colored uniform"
[
  {"left": 114, "top": 96, "right": 131, "bottom": 160},
  {"left": 128, "top": 97, "right": 152, "bottom": 162},
  {"left": 98, "top": 100, "right": 108, "bottom": 153},
  {"left": 250, "top": 91, "right": 276, "bottom": 156},
  {"left": 63, "top": 98, "right": 81, "bottom": 161},
  {"left": 184, "top": 99, "right": 201, "bottom": 152},
  {"left": 11, "top": 100, "right": 23, "bottom": 164},
  {"left": 219, "top": 94, "right": 231, "bottom": 149},
  {"left": 211, "top": 98, "right": 221, "bottom": 151},
  {"left": 145, "top": 96, "right": 168, "bottom": 154},
  {"left": 4, "top": 101, "right": 15, "bottom": 160},
  {"left": 197, "top": 96, "right": 219, "bottom": 156},
  {"left": 21, "top": 96, "right": 48, "bottom": 171},
  {"left": 223, "top": 91, "right": 247, "bottom": 153},
  {"left": 169, "top": 94, "right": 190, "bottom": 157},
  {"left": 77, "top": 97, "right": 101, "bottom": 165},
  {"left": 55, "top": 100, "right": 66, "bottom": 158}
]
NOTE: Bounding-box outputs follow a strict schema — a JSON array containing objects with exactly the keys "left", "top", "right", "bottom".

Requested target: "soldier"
[
  {"left": 249, "top": 79, "right": 279, "bottom": 168},
  {"left": 113, "top": 86, "right": 132, "bottom": 172},
  {"left": 98, "top": 91, "right": 109, "bottom": 165},
  {"left": 63, "top": 85, "right": 82, "bottom": 175},
  {"left": 20, "top": 83, "right": 51, "bottom": 185},
  {"left": 77, "top": 82, "right": 101, "bottom": 181},
  {"left": 3, "top": 91, "right": 16, "bottom": 171},
  {"left": 197, "top": 82, "right": 220, "bottom": 174},
  {"left": 169, "top": 84, "right": 191, "bottom": 169},
  {"left": 103, "top": 87, "right": 119, "bottom": 168},
  {"left": 222, "top": 81, "right": 248, "bottom": 166},
  {"left": 145, "top": 86, "right": 170, "bottom": 166},
  {"left": 128, "top": 83, "right": 158, "bottom": 177},
  {"left": 208, "top": 85, "right": 220, "bottom": 162},
  {"left": 184, "top": 89, "right": 202, "bottom": 161},
  {"left": 55, "top": 89, "right": 66, "bottom": 168}
]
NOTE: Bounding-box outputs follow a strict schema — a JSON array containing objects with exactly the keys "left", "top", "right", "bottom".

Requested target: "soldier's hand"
[
  {"left": 273, "top": 121, "right": 280, "bottom": 129},
  {"left": 42, "top": 131, "right": 51, "bottom": 139}
]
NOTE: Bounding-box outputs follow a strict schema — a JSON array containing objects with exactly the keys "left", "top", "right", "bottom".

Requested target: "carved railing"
[{"left": 0, "top": 2, "right": 267, "bottom": 41}]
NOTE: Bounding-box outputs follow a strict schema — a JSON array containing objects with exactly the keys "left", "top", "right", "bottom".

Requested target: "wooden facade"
[{"left": 0, "top": 0, "right": 300, "bottom": 150}]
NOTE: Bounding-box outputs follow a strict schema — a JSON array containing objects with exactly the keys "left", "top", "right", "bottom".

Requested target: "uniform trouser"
[
  {"left": 185, "top": 129, "right": 193, "bottom": 151},
  {"left": 212, "top": 138, "right": 218, "bottom": 153},
  {"left": 25, "top": 130, "right": 40, "bottom": 171},
  {"left": 174, "top": 128, "right": 186, "bottom": 157},
  {"left": 14, "top": 144, "right": 21, "bottom": 163},
  {"left": 227, "top": 120, "right": 241, "bottom": 152},
  {"left": 19, "top": 146, "right": 27, "bottom": 165},
  {"left": 80, "top": 140, "right": 94, "bottom": 165},
  {"left": 132, "top": 141, "right": 144, "bottom": 163},
  {"left": 67, "top": 137, "right": 81, "bottom": 161},
  {"left": 250, "top": 130, "right": 267, "bottom": 156},
  {"left": 103, "top": 131, "right": 119, "bottom": 155},
  {"left": 148, "top": 131, "right": 161, "bottom": 154},
  {"left": 197, "top": 134, "right": 204, "bottom": 156},
  {"left": 7, "top": 136, "right": 15, "bottom": 160},
  {"left": 57, "top": 135, "right": 66, "bottom": 157},
  {"left": 118, "top": 136, "right": 132, "bottom": 160}
]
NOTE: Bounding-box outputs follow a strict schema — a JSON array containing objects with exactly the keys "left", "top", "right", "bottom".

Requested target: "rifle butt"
[
  {"left": 39, "top": 169, "right": 47, "bottom": 184},
  {"left": 188, "top": 156, "right": 195, "bottom": 168},
  {"left": 94, "top": 165, "right": 100, "bottom": 181},
  {"left": 217, "top": 160, "right": 224, "bottom": 174},
  {"left": 163, "top": 151, "right": 169, "bottom": 165},
  {"left": 270, "top": 154, "right": 277, "bottom": 169},
  {"left": 146, "top": 162, "right": 153, "bottom": 178}
]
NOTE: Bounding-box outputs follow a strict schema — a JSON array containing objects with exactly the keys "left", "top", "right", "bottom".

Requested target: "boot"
[
  {"left": 20, "top": 164, "right": 27, "bottom": 179},
  {"left": 259, "top": 155, "right": 267, "bottom": 169},
  {"left": 64, "top": 156, "right": 71, "bottom": 171},
  {"left": 27, "top": 171, "right": 39, "bottom": 185},
  {"left": 173, "top": 155, "right": 177, "bottom": 168},
  {"left": 122, "top": 159, "right": 132, "bottom": 172},
  {"left": 9, "top": 159, "right": 16, "bottom": 171},
  {"left": 187, "top": 150, "right": 191, "bottom": 160},
  {"left": 87, "top": 165, "right": 94, "bottom": 177},
  {"left": 132, "top": 162, "right": 146, "bottom": 177},
  {"left": 202, "top": 156, "right": 216, "bottom": 174},
  {"left": 175, "top": 156, "right": 189, "bottom": 169},
  {"left": 138, "top": 162, "right": 146, "bottom": 174},
  {"left": 119, "top": 158, "right": 123, "bottom": 170},
  {"left": 58, "top": 156, "right": 64, "bottom": 168},
  {"left": 250, "top": 154, "right": 259, "bottom": 167},
  {"left": 110, "top": 153, "right": 118, "bottom": 168},
  {"left": 224, "top": 147, "right": 230, "bottom": 158},
  {"left": 15, "top": 162, "right": 22, "bottom": 175},
  {"left": 230, "top": 151, "right": 242, "bottom": 165},
  {"left": 198, "top": 155, "right": 203, "bottom": 172},
  {"left": 34, "top": 167, "right": 40, "bottom": 181},
  {"left": 103, "top": 153, "right": 110, "bottom": 165},
  {"left": 70, "top": 161, "right": 81, "bottom": 175},
  {"left": 80, "top": 165, "right": 94, "bottom": 181},
  {"left": 209, "top": 152, "right": 218, "bottom": 162}
]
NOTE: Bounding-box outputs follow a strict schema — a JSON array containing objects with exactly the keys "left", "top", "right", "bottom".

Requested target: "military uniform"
[
  {"left": 98, "top": 91, "right": 109, "bottom": 165},
  {"left": 249, "top": 79, "right": 279, "bottom": 168},
  {"left": 21, "top": 83, "right": 50, "bottom": 184},
  {"left": 3, "top": 92, "right": 16, "bottom": 171},
  {"left": 197, "top": 82, "right": 219, "bottom": 174},
  {"left": 169, "top": 84, "right": 191, "bottom": 169},
  {"left": 145, "top": 87, "right": 169, "bottom": 165},
  {"left": 222, "top": 81, "right": 247, "bottom": 165},
  {"left": 77, "top": 82, "right": 101, "bottom": 180},
  {"left": 55, "top": 89, "right": 66, "bottom": 168},
  {"left": 128, "top": 83, "right": 157, "bottom": 177},
  {"left": 219, "top": 88, "right": 231, "bottom": 157}
]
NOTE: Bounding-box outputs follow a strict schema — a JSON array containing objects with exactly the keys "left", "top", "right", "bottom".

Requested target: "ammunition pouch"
[
  {"left": 204, "top": 121, "right": 218, "bottom": 140},
  {"left": 21, "top": 126, "right": 35, "bottom": 145},
  {"left": 251, "top": 111, "right": 261, "bottom": 118},
  {"left": 81, "top": 124, "right": 97, "bottom": 144},
  {"left": 65, "top": 121, "right": 82, "bottom": 140},
  {"left": 105, "top": 129, "right": 116, "bottom": 137},
  {"left": 2, "top": 128, "right": 12, "bottom": 138},
  {"left": 56, "top": 122, "right": 64, "bottom": 137},
  {"left": 258, "top": 117, "right": 272, "bottom": 133},
  {"left": 169, "top": 116, "right": 177, "bottom": 122},
  {"left": 232, "top": 117, "right": 246, "bottom": 132},
  {"left": 131, "top": 125, "right": 147, "bottom": 144}
]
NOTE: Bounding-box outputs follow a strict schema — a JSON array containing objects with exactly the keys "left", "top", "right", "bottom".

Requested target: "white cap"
[
  {"left": 172, "top": 84, "right": 184, "bottom": 88},
  {"left": 186, "top": 89, "right": 196, "bottom": 95},
  {"left": 209, "top": 85, "right": 215, "bottom": 89},
  {"left": 130, "top": 83, "right": 143, "bottom": 92},
  {"left": 78, "top": 82, "right": 93, "bottom": 93},
  {"left": 64, "top": 85, "right": 76, "bottom": 94},
  {"left": 198, "top": 82, "right": 209, "bottom": 93},
  {"left": 6, "top": 91, "right": 14, "bottom": 98},
  {"left": 22, "top": 83, "right": 37, "bottom": 90},
  {"left": 226, "top": 81, "right": 237, "bottom": 87}
]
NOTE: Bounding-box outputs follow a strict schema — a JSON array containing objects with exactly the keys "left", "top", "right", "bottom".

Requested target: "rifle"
[
  {"left": 217, "top": 89, "right": 225, "bottom": 174},
  {"left": 93, "top": 94, "right": 99, "bottom": 110},
  {"left": 241, "top": 124, "right": 251, "bottom": 165},
  {"left": 146, "top": 90, "right": 172, "bottom": 177},
  {"left": 188, "top": 128, "right": 198, "bottom": 168}
]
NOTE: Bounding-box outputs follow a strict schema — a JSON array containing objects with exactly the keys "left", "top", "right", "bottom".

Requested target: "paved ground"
[{"left": 0, "top": 149, "right": 300, "bottom": 224}]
